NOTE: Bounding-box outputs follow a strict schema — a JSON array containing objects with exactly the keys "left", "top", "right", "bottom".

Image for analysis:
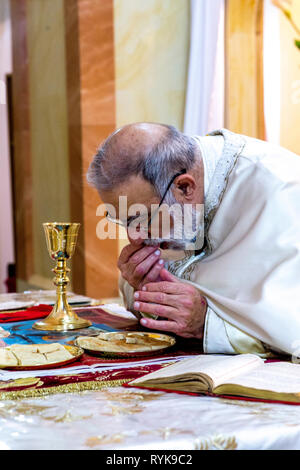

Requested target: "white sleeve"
[
  {"left": 203, "top": 307, "right": 235, "bottom": 354},
  {"left": 203, "top": 306, "right": 275, "bottom": 357}
]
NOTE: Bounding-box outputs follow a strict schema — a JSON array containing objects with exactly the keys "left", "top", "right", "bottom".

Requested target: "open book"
[{"left": 128, "top": 354, "right": 300, "bottom": 403}]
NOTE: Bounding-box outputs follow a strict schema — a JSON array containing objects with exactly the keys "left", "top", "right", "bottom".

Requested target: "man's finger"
[
  {"left": 139, "top": 259, "right": 165, "bottom": 285},
  {"left": 131, "top": 251, "right": 162, "bottom": 282},
  {"left": 140, "top": 317, "right": 177, "bottom": 333},
  {"left": 129, "top": 246, "right": 160, "bottom": 266},
  {"left": 142, "top": 281, "right": 180, "bottom": 294},
  {"left": 159, "top": 268, "right": 179, "bottom": 283},
  {"left": 134, "top": 290, "right": 179, "bottom": 308},
  {"left": 118, "top": 243, "right": 144, "bottom": 266},
  {"left": 133, "top": 300, "right": 177, "bottom": 320}
]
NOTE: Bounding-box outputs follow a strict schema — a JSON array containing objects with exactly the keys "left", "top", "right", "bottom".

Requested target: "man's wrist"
[{"left": 194, "top": 293, "right": 207, "bottom": 341}]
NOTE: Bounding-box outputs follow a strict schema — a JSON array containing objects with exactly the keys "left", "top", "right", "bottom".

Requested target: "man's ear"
[{"left": 172, "top": 174, "right": 196, "bottom": 202}]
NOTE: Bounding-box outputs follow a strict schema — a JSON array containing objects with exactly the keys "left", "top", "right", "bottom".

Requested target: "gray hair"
[{"left": 87, "top": 124, "right": 196, "bottom": 201}]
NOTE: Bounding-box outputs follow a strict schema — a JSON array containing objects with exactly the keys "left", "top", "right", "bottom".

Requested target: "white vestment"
[{"left": 120, "top": 129, "right": 300, "bottom": 358}]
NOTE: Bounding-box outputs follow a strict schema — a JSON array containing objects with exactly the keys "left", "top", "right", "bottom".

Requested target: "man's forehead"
[{"left": 99, "top": 174, "right": 158, "bottom": 209}]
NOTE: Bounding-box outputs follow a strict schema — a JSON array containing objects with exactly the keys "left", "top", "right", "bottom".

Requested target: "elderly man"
[{"left": 87, "top": 122, "right": 300, "bottom": 358}]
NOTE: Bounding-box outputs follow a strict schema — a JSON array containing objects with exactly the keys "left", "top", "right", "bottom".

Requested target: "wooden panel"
[
  {"left": 225, "top": 0, "right": 265, "bottom": 139},
  {"left": 10, "top": 0, "right": 33, "bottom": 284},
  {"left": 77, "top": 0, "right": 119, "bottom": 298},
  {"left": 26, "top": 0, "right": 70, "bottom": 284},
  {"left": 255, "top": 0, "right": 265, "bottom": 140},
  {"left": 64, "top": 0, "right": 85, "bottom": 294}
]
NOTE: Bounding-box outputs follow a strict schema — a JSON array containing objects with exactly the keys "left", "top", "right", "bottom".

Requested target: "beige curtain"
[{"left": 184, "top": 0, "right": 225, "bottom": 136}]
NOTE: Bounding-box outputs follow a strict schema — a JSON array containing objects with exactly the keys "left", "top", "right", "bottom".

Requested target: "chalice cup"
[{"left": 33, "top": 222, "right": 91, "bottom": 331}]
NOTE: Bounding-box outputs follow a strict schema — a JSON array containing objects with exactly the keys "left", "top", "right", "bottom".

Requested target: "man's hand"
[
  {"left": 133, "top": 268, "right": 207, "bottom": 340},
  {"left": 118, "top": 243, "right": 165, "bottom": 291}
]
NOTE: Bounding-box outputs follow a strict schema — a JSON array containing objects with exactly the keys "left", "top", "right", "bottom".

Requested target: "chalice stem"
[{"left": 53, "top": 259, "right": 72, "bottom": 317}]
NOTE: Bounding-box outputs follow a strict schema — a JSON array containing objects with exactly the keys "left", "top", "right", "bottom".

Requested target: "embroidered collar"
[{"left": 169, "top": 129, "right": 246, "bottom": 278}]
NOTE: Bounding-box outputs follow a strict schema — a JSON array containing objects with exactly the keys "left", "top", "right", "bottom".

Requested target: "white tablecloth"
[{"left": 1, "top": 386, "right": 300, "bottom": 450}]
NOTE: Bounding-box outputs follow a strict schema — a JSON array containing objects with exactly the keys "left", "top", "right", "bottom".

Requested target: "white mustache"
[{"left": 131, "top": 206, "right": 205, "bottom": 251}]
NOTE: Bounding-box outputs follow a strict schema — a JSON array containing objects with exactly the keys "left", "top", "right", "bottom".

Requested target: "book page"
[
  {"left": 130, "top": 354, "right": 262, "bottom": 390},
  {"left": 216, "top": 361, "right": 300, "bottom": 395}
]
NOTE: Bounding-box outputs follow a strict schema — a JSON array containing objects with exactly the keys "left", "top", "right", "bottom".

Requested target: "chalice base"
[{"left": 33, "top": 307, "right": 91, "bottom": 331}]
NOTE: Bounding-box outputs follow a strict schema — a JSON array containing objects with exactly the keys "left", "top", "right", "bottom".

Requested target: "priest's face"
[{"left": 100, "top": 173, "right": 204, "bottom": 251}]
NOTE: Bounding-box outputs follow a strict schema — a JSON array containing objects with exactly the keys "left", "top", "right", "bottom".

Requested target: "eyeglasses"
[{"left": 105, "top": 169, "right": 187, "bottom": 230}]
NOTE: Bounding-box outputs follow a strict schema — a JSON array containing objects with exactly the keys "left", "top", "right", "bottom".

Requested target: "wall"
[
  {"left": 114, "top": 0, "right": 190, "bottom": 129},
  {"left": 279, "top": 0, "right": 300, "bottom": 154},
  {"left": 10, "top": 0, "right": 120, "bottom": 298},
  {"left": 225, "top": 0, "right": 265, "bottom": 138},
  {"left": 26, "top": 0, "right": 70, "bottom": 288},
  {"left": 76, "top": 0, "right": 118, "bottom": 298},
  {"left": 0, "top": 0, "right": 14, "bottom": 293},
  {"left": 226, "top": 0, "right": 300, "bottom": 154}
]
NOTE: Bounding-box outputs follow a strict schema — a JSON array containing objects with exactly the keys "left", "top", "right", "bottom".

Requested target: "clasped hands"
[{"left": 118, "top": 244, "right": 207, "bottom": 340}]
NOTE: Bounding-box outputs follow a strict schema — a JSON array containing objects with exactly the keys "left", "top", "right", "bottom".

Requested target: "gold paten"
[
  {"left": 0, "top": 345, "right": 84, "bottom": 370},
  {"left": 75, "top": 331, "right": 176, "bottom": 358},
  {"left": 33, "top": 223, "right": 91, "bottom": 331}
]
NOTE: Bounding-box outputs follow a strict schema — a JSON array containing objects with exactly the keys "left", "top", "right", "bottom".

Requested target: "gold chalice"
[{"left": 33, "top": 222, "right": 91, "bottom": 331}]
